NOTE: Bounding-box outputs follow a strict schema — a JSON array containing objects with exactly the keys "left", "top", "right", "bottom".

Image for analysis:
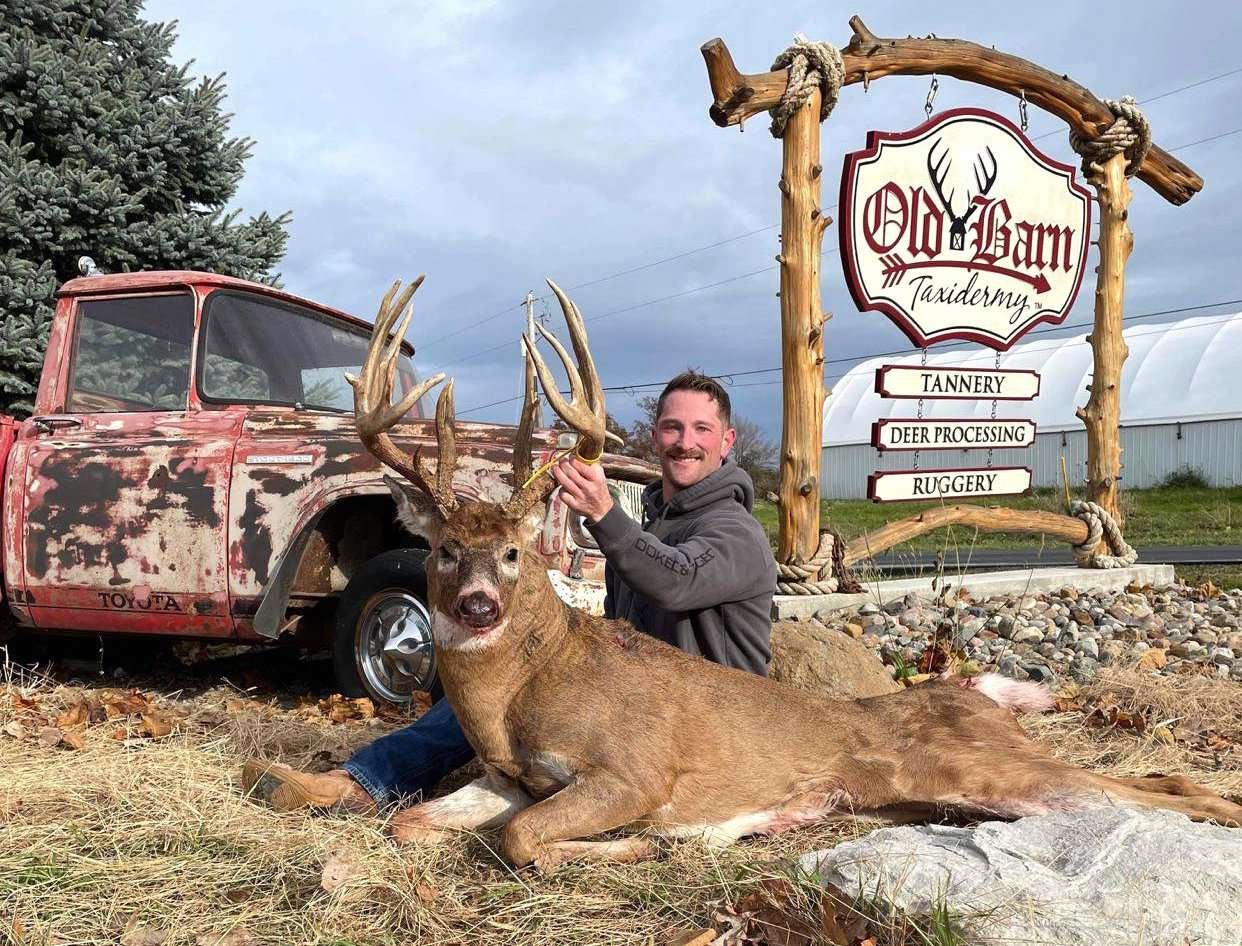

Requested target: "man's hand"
[{"left": 551, "top": 456, "right": 614, "bottom": 523}]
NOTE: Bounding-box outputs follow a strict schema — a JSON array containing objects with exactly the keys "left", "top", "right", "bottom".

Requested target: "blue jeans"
[{"left": 342, "top": 698, "right": 476, "bottom": 807}]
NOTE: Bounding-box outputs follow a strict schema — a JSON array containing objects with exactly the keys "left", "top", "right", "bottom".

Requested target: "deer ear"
[
  {"left": 514, "top": 505, "right": 545, "bottom": 549},
  {"left": 384, "top": 475, "right": 443, "bottom": 545}
]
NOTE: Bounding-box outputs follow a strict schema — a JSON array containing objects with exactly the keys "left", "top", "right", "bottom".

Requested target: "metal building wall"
[{"left": 821, "top": 418, "right": 1242, "bottom": 499}]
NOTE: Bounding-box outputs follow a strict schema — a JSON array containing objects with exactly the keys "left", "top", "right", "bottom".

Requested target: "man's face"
[{"left": 652, "top": 390, "right": 737, "bottom": 495}]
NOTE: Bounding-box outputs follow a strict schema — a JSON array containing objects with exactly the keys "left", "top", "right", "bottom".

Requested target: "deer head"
[
  {"left": 927, "top": 140, "right": 998, "bottom": 251},
  {"left": 348, "top": 276, "right": 607, "bottom": 652}
]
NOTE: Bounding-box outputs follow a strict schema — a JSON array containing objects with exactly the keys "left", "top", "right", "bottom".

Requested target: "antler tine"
[
  {"left": 412, "top": 379, "right": 459, "bottom": 513},
  {"left": 511, "top": 350, "right": 541, "bottom": 489},
  {"left": 547, "top": 280, "right": 604, "bottom": 414}
]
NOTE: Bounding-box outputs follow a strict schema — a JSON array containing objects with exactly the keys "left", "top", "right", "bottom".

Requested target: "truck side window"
[
  {"left": 68, "top": 293, "right": 194, "bottom": 413},
  {"left": 200, "top": 290, "right": 425, "bottom": 416}
]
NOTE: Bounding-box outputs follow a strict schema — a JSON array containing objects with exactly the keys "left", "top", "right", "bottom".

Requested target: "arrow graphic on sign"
[{"left": 878, "top": 254, "right": 1052, "bottom": 294}]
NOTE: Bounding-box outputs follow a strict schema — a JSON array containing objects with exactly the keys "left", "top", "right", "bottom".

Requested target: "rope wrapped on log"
[
  {"left": 767, "top": 34, "right": 844, "bottom": 138},
  {"left": 1068, "top": 95, "right": 1152, "bottom": 177},
  {"left": 1070, "top": 499, "right": 1138, "bottom": 568},
  {"left": 776, "top": 530, "right": 839, "bottom": 594}
]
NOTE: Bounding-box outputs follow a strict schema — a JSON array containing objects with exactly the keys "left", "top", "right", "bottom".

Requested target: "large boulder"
[
  {"left": 800, "top": 808, "right": 1242, "bottom": 946},
  {"left": 770, "top": 619, "right": 900, "bottom": 699}
]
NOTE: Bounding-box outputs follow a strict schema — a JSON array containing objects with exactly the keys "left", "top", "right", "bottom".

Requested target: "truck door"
[{"left": 21, "top": 291, "right": 240, "bottom": 635}]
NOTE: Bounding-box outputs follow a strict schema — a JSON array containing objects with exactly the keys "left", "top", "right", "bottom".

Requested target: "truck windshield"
[{"left": 200, "top": 290, "right": 425, "bottom": 416}]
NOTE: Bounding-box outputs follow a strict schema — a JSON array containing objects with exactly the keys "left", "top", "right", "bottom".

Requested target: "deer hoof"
[{"left": 389, "top": 811, "right": 451, "bottom": 846}]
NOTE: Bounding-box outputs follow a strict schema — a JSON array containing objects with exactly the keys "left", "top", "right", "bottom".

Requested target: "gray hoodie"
[{"left": 586, "top": 460, "right": 776, "bottom": 675}]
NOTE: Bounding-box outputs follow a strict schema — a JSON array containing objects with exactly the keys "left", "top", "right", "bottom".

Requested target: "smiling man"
[
  {"left": 243, "top": 370, "right": 776, "bottom": 815},
  {"left": 553, "top": 370, "right": 776, "bottom": 673}
]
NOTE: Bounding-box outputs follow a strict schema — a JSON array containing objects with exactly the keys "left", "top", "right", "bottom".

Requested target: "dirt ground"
[{"left": 1, "top": 637, "right": 1239, "bottom": 946}]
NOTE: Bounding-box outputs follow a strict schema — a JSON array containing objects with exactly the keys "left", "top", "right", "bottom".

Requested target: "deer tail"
[{"left": 959, "top": 672, "right": 1054, "bottom": 714}]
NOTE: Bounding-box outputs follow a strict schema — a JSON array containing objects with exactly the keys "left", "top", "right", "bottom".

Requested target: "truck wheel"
[{"left": 333, "top": 549, "right": 441, "bottom": 705}]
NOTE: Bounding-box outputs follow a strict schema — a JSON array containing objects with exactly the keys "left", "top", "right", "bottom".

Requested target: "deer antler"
[
  {"left": 522, "top": 280, "right": 608, "bottom": 465},
  {"left": 347, "top": 278, "right": 459, "bottom": 516},
  {"left": 503, "top": 345, "right": 553, "bottom": 520}
]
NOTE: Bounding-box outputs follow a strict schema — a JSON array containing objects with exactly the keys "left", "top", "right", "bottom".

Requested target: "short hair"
[{"left": 655, "top": 370, "right": 732, "bottom": 427}]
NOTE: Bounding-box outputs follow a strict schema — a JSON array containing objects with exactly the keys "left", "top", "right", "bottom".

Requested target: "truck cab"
[{"left": 0, "top": 271, "right": 653, "bottom": 702}]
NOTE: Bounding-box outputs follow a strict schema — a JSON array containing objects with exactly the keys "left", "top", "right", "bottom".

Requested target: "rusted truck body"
[{"left": 0, "top": 270, "right": 653, "bottom": 701}]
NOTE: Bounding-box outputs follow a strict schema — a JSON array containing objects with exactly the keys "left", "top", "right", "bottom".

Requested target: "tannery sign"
[
  {"left": 868, "top": 466, "right": 1033, "bottom": 503},
  {"left": 875, "top": 364, "right": 1040, "bottom": 400},
  {"left": 841, "top": 108, "right": 1091, "bottom": 351}
]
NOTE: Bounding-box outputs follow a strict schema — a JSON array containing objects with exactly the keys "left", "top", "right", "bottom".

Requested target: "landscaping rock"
[
  {"left": 769, "top": 620, "right": 901, "bottom": 699},
  {"left": 800, "top": 808, "right": 1242, "bottom": 946}
]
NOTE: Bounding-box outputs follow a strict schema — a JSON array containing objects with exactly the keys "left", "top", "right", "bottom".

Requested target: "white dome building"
[{"left": 820, "top": 312, "right": 1242, "bottom": 499}]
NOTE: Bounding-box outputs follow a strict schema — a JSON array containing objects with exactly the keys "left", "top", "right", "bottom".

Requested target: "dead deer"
[{"left": 350, "top": 277, "right": 1241, "bottom": 873}]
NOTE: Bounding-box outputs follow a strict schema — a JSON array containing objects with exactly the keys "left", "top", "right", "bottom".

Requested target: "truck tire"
[{"left": 332, "top": 549, "right": 442, "bottom": 705}]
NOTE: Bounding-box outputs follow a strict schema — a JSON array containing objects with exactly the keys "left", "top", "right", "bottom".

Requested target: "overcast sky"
[{"left": 143, "top": 0, "right": 1241, "bottom": 438}]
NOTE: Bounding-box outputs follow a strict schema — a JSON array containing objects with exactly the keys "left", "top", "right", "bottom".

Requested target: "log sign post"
[
  {"left": 841, "top": 108, "right": 1091, "bottom": 504},
  {"left": 700, "top": 18, "right": 1202, "bottom": 576}
]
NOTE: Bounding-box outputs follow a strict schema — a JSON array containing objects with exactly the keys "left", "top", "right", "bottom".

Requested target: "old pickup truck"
[{"left": 0, "top": 269, "right": 652, "bottom": 702}]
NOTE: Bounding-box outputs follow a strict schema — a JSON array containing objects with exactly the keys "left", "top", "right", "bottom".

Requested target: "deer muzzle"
[{"left": 456, "top": 591, "right": 501, "bottom": 629}]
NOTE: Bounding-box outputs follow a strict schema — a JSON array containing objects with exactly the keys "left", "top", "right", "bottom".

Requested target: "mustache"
[{"left": 665, "top": 450, "right": 704, "bottom": 460}]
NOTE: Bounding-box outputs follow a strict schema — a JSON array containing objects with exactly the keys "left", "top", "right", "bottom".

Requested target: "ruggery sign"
[
  {"left": 873, "top": 419, "right": 1036, "bottom": 451},
  {"left": 841, "top": 108, "right": 1091, "bottom": 351},
  {"left": 868, "top": 466, "right": 1032, "bottom": 502},
  {"left": 875, "top": 364, "right": 1040, "bottom": 400}
]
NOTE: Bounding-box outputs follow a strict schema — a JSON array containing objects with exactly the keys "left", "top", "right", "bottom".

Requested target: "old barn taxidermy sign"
[
  {"left": 873, "top": 418, "right": 1036, "bottom": 452},
  {"left": 868, "top": 466, "right": 1033, "bottom": 503},
  {"left": 841, "top": 107, "right": 1092, "bottom": 351},
  {"left": 875, "top": 364, "right": 1040, "bottom": 400}
]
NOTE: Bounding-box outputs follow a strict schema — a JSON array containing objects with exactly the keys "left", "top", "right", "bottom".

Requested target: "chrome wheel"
[{"left": 354, "top": 590, "right": 435, "bottom": 703}]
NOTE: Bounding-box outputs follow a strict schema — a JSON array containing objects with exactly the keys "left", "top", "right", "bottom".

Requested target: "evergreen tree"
[{"left": 0, "top": 0, "right": 290, "bottom": 415}]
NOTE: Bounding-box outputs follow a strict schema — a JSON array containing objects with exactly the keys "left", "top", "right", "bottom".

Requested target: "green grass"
[{"left": 754, "top": 484, "right": 1242, "bottom": 553}]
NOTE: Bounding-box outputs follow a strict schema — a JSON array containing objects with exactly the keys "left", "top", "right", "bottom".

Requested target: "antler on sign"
[
  {"left": 347, "top": 277, "right": 460, "bottom": 516},
  {"left": 927, "top": 139, "right": 999, "bottom": 250}
]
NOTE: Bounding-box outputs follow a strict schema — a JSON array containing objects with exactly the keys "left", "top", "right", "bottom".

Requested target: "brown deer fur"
[{"left": 355, "top": 278, "right": 1241, "bottom": 874}]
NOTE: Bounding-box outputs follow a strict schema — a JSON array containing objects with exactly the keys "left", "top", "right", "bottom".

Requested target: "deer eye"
[
  {"left": 505, "top": 547, "right": 519, "bottom": 563},
  {"left": 439, "top": 546, "right": 457, "bottom": 562}
]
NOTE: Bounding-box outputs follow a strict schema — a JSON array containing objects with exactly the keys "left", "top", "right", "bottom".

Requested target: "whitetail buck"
[{"left": 349, "top": 277, "right": 1241, "bottom": 873}]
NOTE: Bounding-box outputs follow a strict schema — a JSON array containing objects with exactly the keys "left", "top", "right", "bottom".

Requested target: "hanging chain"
[
  {"left": 924, "top": 75, "right": 939, "bottom": 120},
  {"left": 1018, "top": 89, "right": 1029, "bottom": 133},
  {"left": 986, "top": 350, "right": 1001, "bottom": 468},
  {"left": 913, "top": 347, "right": 928, "bottom": 472}
]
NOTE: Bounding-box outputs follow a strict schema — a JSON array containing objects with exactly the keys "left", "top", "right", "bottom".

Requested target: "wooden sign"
[
  {"left": 873, "top": 418, "right": 1036, "bottom": 451},
  {"left": 840, "top": 107, "right": 1091, "bottom": 351},
  {"left": 875, "top": 364, "right": 1040, "bottom": 400},
  {"left": 867, "top": 465, "right": 1032, "bottom": 502}
]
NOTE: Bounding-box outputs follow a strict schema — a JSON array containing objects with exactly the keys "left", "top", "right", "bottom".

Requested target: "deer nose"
[{"left": 456, "top": 591, "right": 500, "bottom": 628}]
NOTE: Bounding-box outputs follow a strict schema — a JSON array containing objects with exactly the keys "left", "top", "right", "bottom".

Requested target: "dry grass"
[{"left": 1, "top": 657, "right": 1238, "bottom": 946}]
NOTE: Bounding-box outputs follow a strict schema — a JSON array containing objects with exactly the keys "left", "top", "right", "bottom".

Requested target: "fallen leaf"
[
  {"left": 140, "top": 712, "right": 177, "bottom": 739},
  {"left": 663, "top": 929, "right": 716, "bottom": 946},
  {"left": 37, "top": 726, "right": 62, "bottom": 748},
  {"left": 104, "top": 690, "right": 152, "bottom": 719},
  {"left": 4, "top": 720, "right": 24, "bottom": 740},
  {"left": 320, "top": 851, "right": 364, "bottom": 893},
  {"left": 415, "top": 882, "right": 439, "bottom": 904},
  {"left": 110, "top": 727, "right": 129, "bottom": 741},
  {"left": 61, "top": 730, "right": 86, "bottom": 750},
  {"left": 56, "top": 700, "right": 91, "bottom": 728}
]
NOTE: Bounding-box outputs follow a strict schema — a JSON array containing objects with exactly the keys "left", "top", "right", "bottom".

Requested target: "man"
[{"left": 243, "top": 370, "right": 776, "bottom": 814}]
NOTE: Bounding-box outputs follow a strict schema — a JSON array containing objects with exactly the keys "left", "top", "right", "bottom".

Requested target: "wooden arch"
[{"left": 699, "top": 16, "right": 1203, "bottom": 569}]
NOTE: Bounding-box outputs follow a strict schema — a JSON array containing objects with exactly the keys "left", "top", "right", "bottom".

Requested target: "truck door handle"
[{"left": 31, "top": 415, "right": 83, "bottom": 434}]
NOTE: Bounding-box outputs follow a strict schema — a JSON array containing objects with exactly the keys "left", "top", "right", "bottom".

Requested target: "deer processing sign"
[{"left": 840, "top": 107, "right": 1092, "bottom": 351}]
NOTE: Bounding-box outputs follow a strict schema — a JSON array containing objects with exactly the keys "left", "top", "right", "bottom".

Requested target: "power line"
[
  {"left": 435, "top": 261, "right": 795, "bottom": 371},
  {"left": 1030, "top": 63, "right": 1242, "bottom": 142},
  {"left": 456, "top": 297, "right": 1242, "bottom": 416},
  {"left": 417, "top": 225, "right": 781, "bottom": 352}
]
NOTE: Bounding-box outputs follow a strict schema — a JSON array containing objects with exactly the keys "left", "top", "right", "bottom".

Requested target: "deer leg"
[
  {"left": 390, "top": 773, "right": 533, "bottom": 846},
  {"left": 499, "top": 771, "right": 660, "bottom": 873}
]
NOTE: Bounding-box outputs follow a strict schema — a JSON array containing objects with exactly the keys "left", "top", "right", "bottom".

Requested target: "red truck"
[{"left": 0, "top": 270, "right": 653, "bottom": 702}]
